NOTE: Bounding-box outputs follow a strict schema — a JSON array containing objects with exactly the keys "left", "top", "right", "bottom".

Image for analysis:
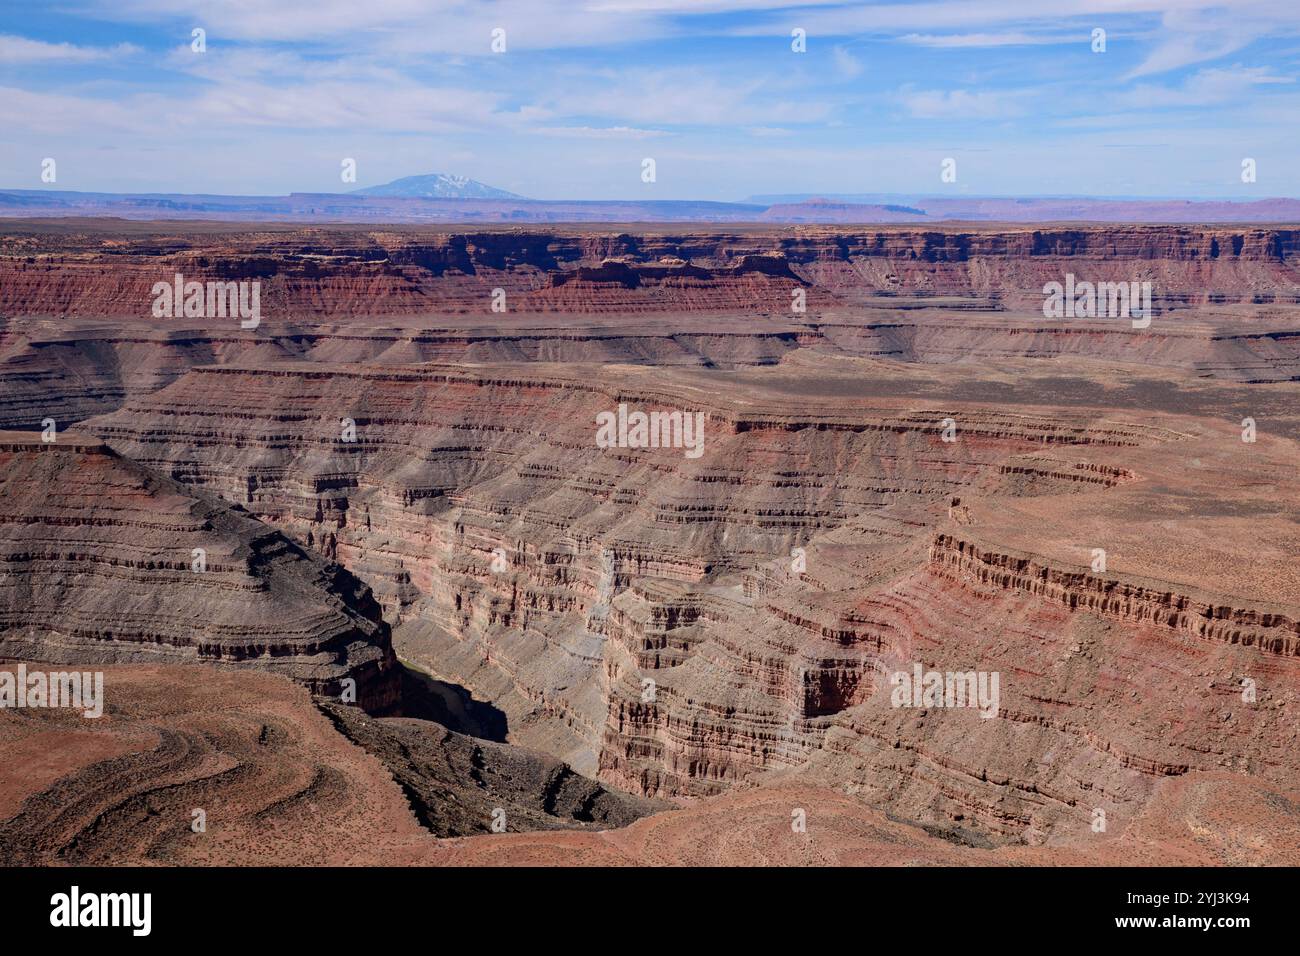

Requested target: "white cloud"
[
  {"left": 0, "top": 86, "right": 153, "bottom": 134},
  {"left": 77, "top": 0, "right": 667, "bottom": 51},
  {"left": 900, "top": 87, "right": 1024, "bottom": 119},
  {"left": 1124, "top": 3, "right": 1300, "bottom": 78},
  {"left": 534, "top": 125, "right": 670, "bottom": 139},
  {"left": 0, "top": 35, "right": 138, "bottom": 63},
  {"left": 832, "top": 45, "right": 863, "bottom": 79},
  {"left": 539, "top": 68, "right": 833, "bottom": 126},
  {"left": 0, "top": 79, "right": 504, "bottom": 137},
  {"left": 899, "top": 31, "right": 1078, "bottom": 48},
  {"left": 1116, "top": 65, "right": 1294, "bottom": 108}
]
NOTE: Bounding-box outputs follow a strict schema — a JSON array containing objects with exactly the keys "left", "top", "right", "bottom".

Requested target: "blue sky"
[{"left": 2, "top": 1, "right": 1299, "bottom": 200}]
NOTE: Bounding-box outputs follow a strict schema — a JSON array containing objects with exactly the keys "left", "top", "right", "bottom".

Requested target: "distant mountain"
[
  {"left": 3, "top": 186, "right": 1300, "bottom": 224},
  {"left": 352, "top": 173, "right": 524, "bottom": 200}
]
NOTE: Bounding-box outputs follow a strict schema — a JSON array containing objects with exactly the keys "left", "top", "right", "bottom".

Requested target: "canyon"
[{"left": 1, "top": 219, "right": 1298, "bottom": 865}]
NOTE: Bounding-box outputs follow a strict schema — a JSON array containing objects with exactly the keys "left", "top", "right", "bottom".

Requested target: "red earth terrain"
[{"left": 1, "top": 220, "right": 1297, "bottom": 865}]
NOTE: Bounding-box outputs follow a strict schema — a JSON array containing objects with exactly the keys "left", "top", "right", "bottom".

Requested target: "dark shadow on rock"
[{"left": 396, "top": 663, "right": 508, "bottom": 742}]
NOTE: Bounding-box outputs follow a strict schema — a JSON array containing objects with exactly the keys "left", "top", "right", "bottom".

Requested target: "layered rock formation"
[
  {"left": 60, "top": 348, "right": 1300, "bottom": 852},
  {"left": 3, "top": 222, "right": 1300, "bottom": 314},
  {"left": 2, "top": 221, "right": 1299, "bottom": 864},
  {"left": 4, "top": 222, "right": 1300, "bottom": 400},
  {"left": 0, "top": 432, "right": 399, "bottom": 708},
  {"left": 7, "top": 665, "right": 1292, "bottom": 865},
  {"left": 73, "top": 357, "right": 1162, "bottom": 759},
  {"left": 0, "top": 665, "right": 428, "bottom": 865}
]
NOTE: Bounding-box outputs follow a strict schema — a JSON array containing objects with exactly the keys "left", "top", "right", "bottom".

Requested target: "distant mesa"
[
  {"left": 352, "top": 173, "right": 525, "bottom": 200},
  {"left": 757, "top": 197, "right": 928, "bottom": 223},
  {"left": 3, "top": 179, "right": 1300, "bottom": 223}
]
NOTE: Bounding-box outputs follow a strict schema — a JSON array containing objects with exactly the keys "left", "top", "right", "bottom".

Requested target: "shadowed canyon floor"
[{"left": 1, "top": 222, "right": 1298, "bottom": 865}]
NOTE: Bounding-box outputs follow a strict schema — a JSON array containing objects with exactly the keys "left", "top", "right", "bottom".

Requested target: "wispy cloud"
[
  {"left": 832, "top": 45, "right": 864, "bottom": 78},
  {"left": 899, "top": 32, "right": 1078, "bottom": 48},
  {"left": 0, "top": 34, "right": 138, "bottom": 63},
  {"left": 538, "top": 68, "right": 833, "bottom": 126},
  {"left": 1125, "top": 10, "right": 1261, "bottom": 78},
  {"left": 6, "top": 0, "right": 1300, "bottom": 197},
  {"left": 74, "top": 0, "right": 668, "bottom": 51},
  {"left": 535, "top": 125, "right": 670, "bottom": 139},
  {"left": 1117, "top": 65, "right": 1294, "bottom": 108},
  {"left": 900, "top": 87, "right": 1026, "bottom": 119}
]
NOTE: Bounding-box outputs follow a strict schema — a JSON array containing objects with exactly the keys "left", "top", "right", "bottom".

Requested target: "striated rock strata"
[
  {"left": 0, "top": 432, "right": 400, "bottom": 709},
  {"left": 2, "top": 221, "right": 1299, "bottom": 863}
]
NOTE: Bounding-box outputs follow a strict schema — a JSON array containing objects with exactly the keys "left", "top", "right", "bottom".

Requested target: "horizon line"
[{"left": 4, "top": 187, "right": 1299, "bottom": 204}]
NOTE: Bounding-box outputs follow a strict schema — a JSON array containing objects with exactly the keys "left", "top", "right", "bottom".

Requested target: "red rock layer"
[
  {"left": 4, "top": 222, "right": 1300, "bottom": 860},
  {"left": 930, "top": 533, "right": 1299, "bottom": 657},
  {"left": 72, "top": 351, "right": 1300, "bottom": 847},
  {"left": 4, "top": 223, "right": 1300, "bottom": 319},
  {"left": 82, "top": 360, "right": 1154, "bottom": 765}
]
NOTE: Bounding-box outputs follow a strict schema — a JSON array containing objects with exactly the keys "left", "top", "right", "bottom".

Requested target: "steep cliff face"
[
  {"left": 4, "top": 223, "right": 1300, "bottom": 319},
  {"left": 930, "top": 533, "right": 1299, "bottom": 656},
  {"left": 83, "top": 361, "right": 1066, "bottom": 766},
  {"left": 0, "top": 315, "right": 819, "bottom": 430},
  {"left": 64, "top": 360, "right": 1135, "bottom": 765},
  {"left": 596, "top": 518, "right": 1300, "bottom": 843},
  {"left": 0, "top": 432, "right": 400, "bottom": 709},
  {"left": 4, "top": 224, "right": 1300, "bottom": 410},
  {"left": 598, "top": 409, "right": 1300, "bottom": 846}
]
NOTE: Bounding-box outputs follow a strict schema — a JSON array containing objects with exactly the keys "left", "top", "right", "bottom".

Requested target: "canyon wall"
[
  {"left": 0, "top": 432, "right": 400, "bottom": 709},
  {"left": 3, "top": 223, "right": 1300, "bottom": 319},
  {"left": 3, "top": 222, "right": 1299, "bottom": 855}
]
